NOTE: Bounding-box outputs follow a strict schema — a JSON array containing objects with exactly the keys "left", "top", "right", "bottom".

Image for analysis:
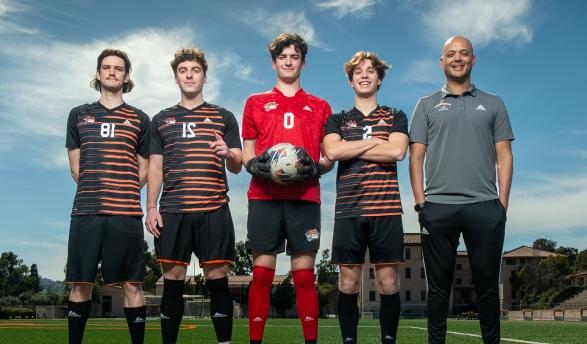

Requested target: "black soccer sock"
[
  {"left": 379, "top": 293, "right": 400, "bottom": 344},
  {"left": 124, "top": 306, "right": 146, "bottom": 344},
  {"left": 68, "top": 300, "right": 91, "bottom": 344},
  {"left": 160, "top": 279, "right": 185, "bottom": 344},
  {"left": 337, "top": 291, "right": 359, "bottom": 344},
  {"left": 206, "top": 277, "right": 233, "bottom": 343}
]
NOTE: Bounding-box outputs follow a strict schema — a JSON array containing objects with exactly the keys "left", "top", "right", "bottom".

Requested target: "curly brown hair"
[
  {"left": 90, "top": 49, "right": 134, "bottom": 93},
  {"left": 344, "top": 51, "right": 390, "bottom": 89},
  {"left": 170, "top": 48, "right": 208, "bottom": 75},
  {"left": 268, "top": 33, "right": 308, "bottom": 62}
]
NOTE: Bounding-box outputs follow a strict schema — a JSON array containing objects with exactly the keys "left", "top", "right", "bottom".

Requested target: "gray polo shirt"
[{"left": 409, "top": 84, "right": 514, "bottom": 204}]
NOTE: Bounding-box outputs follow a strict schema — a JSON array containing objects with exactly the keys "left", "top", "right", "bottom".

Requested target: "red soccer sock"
[
  {"left": 248, "top": 266, "right": 275, "bottom": 341},
  {"left": 292, "top": 269, "right": 319, "bottom": 341}
]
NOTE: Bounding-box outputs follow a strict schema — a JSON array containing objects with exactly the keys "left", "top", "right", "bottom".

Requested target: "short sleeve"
[
  {"left": 149, "top": 114, "right": 164, "bottom": 155},
  {"left": 136, "top": 111, "right": 150, "bottom": 157},
  {"left": 493, "top": 97, "right": 515, "bottom": 143},
  {"left": 65, "top": 107, "right": 80, "bottom": 149},
  {"left": 390, "top": 109, "right": 409, "bottom": 135},
  {"left": 409, "top": 98, "right": 428, "bottom": 145},
  {"left": 241, "top": 97, "right": 257, "bottom": 140},
  {"left": 221, "top": 109, "right": 242, "bottom": 149},
  {"left": 324, "top": 113, "right": 343, "bottom": 136}
]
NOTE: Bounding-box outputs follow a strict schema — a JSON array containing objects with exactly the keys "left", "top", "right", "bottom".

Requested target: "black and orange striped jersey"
[
  {"left": 150, "top": 102, "right": 241, "bottom": 213},
  {"left": 325, "top": 106, "right": 408, "bottom": 218},
  {"left": 66, "top": 102, "right": 150, "bottom": 216}
]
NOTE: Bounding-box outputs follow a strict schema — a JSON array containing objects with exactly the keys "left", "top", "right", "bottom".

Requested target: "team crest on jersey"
[
  {"left": 344, "top": 120, "right": 358, "bottom": 128},
  {"left": 434, "top": 102, "right": 452, "bottom": 112},
  {"left": 305, "top": 229, "right": 320, "bottom": 242},
  {"left": 81, "top": 115, "right": 95, "bottom": 124},
  {"left": 264, "top": 101, "right": 278, "bottom": 112},
  {"left": 160, "top": 117, "right": 176, "bottom": 129}
]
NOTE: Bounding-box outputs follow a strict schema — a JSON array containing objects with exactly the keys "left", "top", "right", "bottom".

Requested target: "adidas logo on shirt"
[
  {"left": 252, "top": 316, "right": 264, "bottom": 322},
  {"left": 476, "top": 104, "right": 486, "bottom": 111},
  {"left": 303, "top": 105, "right": 312, "bottom": 112},
  {"left": 203, "top": 117, "right": 213, "bottom": 123},
  {"left": 67, "top": 310, "right": 81, "bottom": 318},
  {"left": 377, "top": 119, "right": 387, "bottom": 125},
  {"left": 123, "top": 119, "right": 131, "bottom": 125}
]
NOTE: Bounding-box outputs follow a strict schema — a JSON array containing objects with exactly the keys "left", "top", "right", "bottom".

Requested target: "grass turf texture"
[{"left": 1, "top": 318, "right": 586, "bottom": 343}]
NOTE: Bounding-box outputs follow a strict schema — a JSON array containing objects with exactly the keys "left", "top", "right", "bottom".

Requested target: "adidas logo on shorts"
[
  {"left": 133, "top": 317, "right": 145, "bottom": 323},
  {"left": 345, "top": 338, "right": 355, "bottom": 342},
  {"left": 304, "top": 316, "right": 315, "bottom": 321},
  {"left": 160, "top": 313, "right": 170, "bottom": 320}
]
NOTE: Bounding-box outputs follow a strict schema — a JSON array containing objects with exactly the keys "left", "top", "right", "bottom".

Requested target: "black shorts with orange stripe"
[
  {"left": 155, "top": 205, "right": 235, "bottom": 266},
  {"left": 66, "top": 215, "right": 144, "bottom": 285},
  {"left": 331, "top": 215, "right": 404, "bottom": 265}
]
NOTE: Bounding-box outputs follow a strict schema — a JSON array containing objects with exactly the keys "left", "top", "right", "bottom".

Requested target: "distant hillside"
[{"left": 40, "top": 278, "right": 65, "bottom": 294}]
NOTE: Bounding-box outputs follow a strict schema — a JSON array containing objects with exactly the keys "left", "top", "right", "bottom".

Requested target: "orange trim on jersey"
[
  {"left": 106, "top": 280, "right": 143, "bottom": 286},
  {"left": 182, "top": 204, "right": 224, "bottom": 212},
  {"left": 336, "top": 191, "right": 399, "bottom": 199},
  {"left": 83, "top": 169, "right": 138, "bottom": 176},
  {"left": 362, "top": 205, "right": 402, "bottom": 210},
  {"left": 78, "top": 189, "right": 140, "bottom": 195},
  {"left": 65, "top": 281, "right": 95, "bottom": 285},
  {"left": 83, "top": 141, "right": 134, "bottom": 149},
  {"left": 362, "top": 212, "right": 403, "bottom": 217},
  {"left": 100, "top": 177, "right": 140, "bottom": 186},
  {"left": 158, "top": 259, "right": 190, "bottom": 266},
  {"left": 102, "top": 161, "right": 139, "bottom": 169},
  {"left": 337, "top": 263, "right": 363, "bottom": 266},
  {"left": 97, "top": 209, "right": 143, "bottom": 216},
  {"left": 371, "top": 262, "right": 401, "bottom": 266}
]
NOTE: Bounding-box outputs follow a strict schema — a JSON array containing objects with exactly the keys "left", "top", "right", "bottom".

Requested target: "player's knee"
[
  {"left": 338, "top": 274, "right": 360, "bottom": 294},
  {"left": 162, "top": 263, "right": 187, "bottom": 280},
  {"left": 69, "top": 283, "right": 92, "bottom": 301},
  {"left": 203, "top": 263, "right": 228, "bottom": 280},
  {"left": 122, "top": 282, "right": 143, "bottom": 297},
  {"left": 376, "top": 277, "right": 400, "bottom": 295},
  {"left": 292, "top": 269, "right": 315, "bottom": 288}
]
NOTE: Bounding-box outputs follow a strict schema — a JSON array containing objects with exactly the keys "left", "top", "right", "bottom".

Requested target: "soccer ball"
[{"left": 266, "top": 143, "right": 300, "bottom": 184}]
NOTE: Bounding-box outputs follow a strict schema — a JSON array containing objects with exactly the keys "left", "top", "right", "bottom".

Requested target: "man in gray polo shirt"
[{"left": 409, "top": 36, "right": 514, "bottom": 344}]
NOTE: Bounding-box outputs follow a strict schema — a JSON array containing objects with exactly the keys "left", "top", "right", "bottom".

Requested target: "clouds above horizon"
[
  {"left": 0, "top": 26, "right": 254, "bottom": 168},
  {"left": 314, "top": 0, "right": 378, "bottom": 19},
  {"left": 237, "top": 9, "right": 331, "bottom": 51}
]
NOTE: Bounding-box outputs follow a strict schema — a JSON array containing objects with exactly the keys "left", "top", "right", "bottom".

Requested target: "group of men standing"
[{"left": 64, "top": 32, "right": 513, "bottom": 344}]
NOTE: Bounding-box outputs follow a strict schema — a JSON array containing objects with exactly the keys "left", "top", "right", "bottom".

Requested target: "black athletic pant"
[{"left": 419, "top": 199, "right": 506, "bottom": 344}]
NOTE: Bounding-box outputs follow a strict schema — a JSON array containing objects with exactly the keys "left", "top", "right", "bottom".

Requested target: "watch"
[{"left": 414, "top": 202, "right": 425, "bottom": 212}]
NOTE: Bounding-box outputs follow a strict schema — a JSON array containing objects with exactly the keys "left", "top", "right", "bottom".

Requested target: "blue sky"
[{"left": 1, "top": 0, "right": 586, "bottom": 280}]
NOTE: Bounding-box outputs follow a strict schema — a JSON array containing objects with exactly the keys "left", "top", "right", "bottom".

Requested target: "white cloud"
[
  {"left": 0, "top": 0, "right": 39, "bottom": 35},
  {"left": 401, "top": 59, "right": 445, "bottom": 85},
  {"left": 0, "top": 26, "right": 254, "bottom": 168},
  {"left": 417, "top": 0, "right": 533, "bottom": 47},
  {"left": 314, "top": 0, "right": 378, "bottom": 19},
  {"left": 238, "top": 9, "right": 331, "bottom": 51}
]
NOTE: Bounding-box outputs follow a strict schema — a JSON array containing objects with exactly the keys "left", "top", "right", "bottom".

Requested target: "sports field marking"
[{"left": 406, "top": 326, "right": 552, "bottom": 344}]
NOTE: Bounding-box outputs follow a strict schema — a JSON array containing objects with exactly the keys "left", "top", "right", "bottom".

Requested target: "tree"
[
  {"left": 29, "top": 264, "right": 41, "bottom": 294},
  {"left": 532, "top": 238, "right": 557, "bottom": 252},
  {"left": 574, "top": 249, "right": 587, "bottom": 272},
  {"left": 315, "top": 249, "right": 338, "bottom": 285},
  {"left": 556, "top": 247, "right": 578, "bottom": 267},
  {"left": 143, "top": 241, "right": 162, "bottom": 292},
  {"left": 0, "top": 251, "right": 31, "bottom": 297},
  {"left": 231, "top": 241, "right": 253, "bottom": 275},
  {"left": 271, "top": 274, "right": 294, "bottom": 317}
]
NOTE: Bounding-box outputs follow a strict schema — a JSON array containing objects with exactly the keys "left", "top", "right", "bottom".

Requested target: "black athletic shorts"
[
  {"left": 66, "top": 215, "right": 144, "bottom": 285},
  {"left": 155, "top": 205, "right": 235, "bottom": 267},
  {"left": 246, "top": 200, "right": 321, "bottom": 255},
  {"left": 331, "top": 216, "right": 404, "bottom": 265}
]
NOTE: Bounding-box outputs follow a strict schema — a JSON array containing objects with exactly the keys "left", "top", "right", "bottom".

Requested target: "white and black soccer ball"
[{"left": 266, "top": 143, "right": 300, "bottom": 184}]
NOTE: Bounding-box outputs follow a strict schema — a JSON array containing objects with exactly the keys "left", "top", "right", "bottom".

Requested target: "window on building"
[
  {"left": 456, "top": 278, "right": 462, "bottom": 285},
  {"left": 405, "top": 290, "right": 411, "bottom": 301},
  {"left": 369, "top": 267, "right": 375, "bottom": 279},
  {"left": 369, "top": 290, "right": 376, "bottom": 302},
  {"left": 405, "top": 247, "right": 411, "bottom": 260},
  {"left": 421, "top": 290, "right": 426, "bottom": 301},
  {"left": 421, "top": 267, "right": 425, "bottom": 279},
  {"left": 512, "top": 289, "right": 517, "bottom": 299},
  {"left": 456, "top": 264, "right": 462, "bottom": 271},
  {"left": 405, "top": 267, "right": 411, "bottom": 279},
  {"left": 506, "top": 258, "right": 515, "bottom": 265}
]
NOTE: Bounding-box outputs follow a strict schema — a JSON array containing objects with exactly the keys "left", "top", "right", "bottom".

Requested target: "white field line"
[{"left": 405, "top": 326, "right": 552, "bottom": 344}]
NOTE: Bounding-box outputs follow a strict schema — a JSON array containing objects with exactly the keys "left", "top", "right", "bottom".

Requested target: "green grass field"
[{"left": 1, "top": 318, "right": 586, "bottom": 343}]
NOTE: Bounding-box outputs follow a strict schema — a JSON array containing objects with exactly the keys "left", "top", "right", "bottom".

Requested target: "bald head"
[{"left": 443, "top": 36, "right": 474, "bottom": 56}]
